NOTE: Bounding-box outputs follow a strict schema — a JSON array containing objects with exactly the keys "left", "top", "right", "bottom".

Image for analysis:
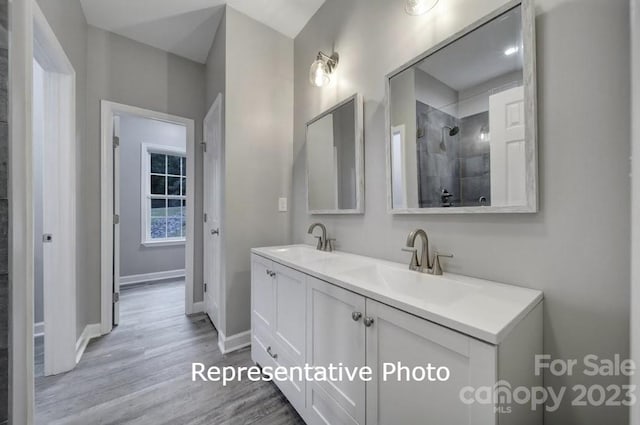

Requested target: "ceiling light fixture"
[
  {"left": 405, "top": 0, "right": 439, "bottom": 16},
  {"left": 309, "top": 51, "right": 339, "bottom": 87}
]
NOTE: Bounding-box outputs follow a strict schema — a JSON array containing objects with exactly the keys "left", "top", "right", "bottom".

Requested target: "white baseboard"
[
  {"left": 75, "top": 323, "right": 101, "bottom": 364},
  {"left": 189, "top": 301, "right": 205, "bottom": 315},
  {"left": 34, "top": 322, "right": 44, "bottom": 338},
  {"left": 218, "top": 330, "right": 251, "bottom": 354},
  {"left": 120, "top": 269, "right": 185, "bottom": 286}
]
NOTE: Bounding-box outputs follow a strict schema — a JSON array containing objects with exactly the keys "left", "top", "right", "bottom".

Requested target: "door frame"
[
  {"left": 203, "top": 93, "right": 224, "bottom": 331},
  {"left": 631, "top": 0, "right": 639, "bottom": 423},
  {"left": 100, "top": 101, "right": 196, "bottom": 334},
  {"left": 10, "top": 0, "right": 77, "bottom": 421}
]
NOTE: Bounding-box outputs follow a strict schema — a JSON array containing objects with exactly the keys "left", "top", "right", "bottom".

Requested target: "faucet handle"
[
  {"left": 431, "top": 252, "right": 453, "bottom": 276},
  {"left": 401, "top": 247, "right": 419, "bottom": 271},
  {"left": 325, "top": 239, "right": 336, "bottom": 252}
]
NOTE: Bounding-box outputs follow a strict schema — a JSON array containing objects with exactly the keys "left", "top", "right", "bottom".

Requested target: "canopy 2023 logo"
[{"left": 459, "top": 355, "right": 636, "bottom": 413}]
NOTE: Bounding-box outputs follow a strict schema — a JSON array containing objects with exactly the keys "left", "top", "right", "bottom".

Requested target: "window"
[{"left": 142, "top": 144, "right": 187, "bottom": 245}]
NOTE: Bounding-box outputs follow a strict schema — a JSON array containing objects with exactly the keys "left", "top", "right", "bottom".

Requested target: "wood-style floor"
[{"left": 35, "top": 280, "right": 305, "bottom": 425}]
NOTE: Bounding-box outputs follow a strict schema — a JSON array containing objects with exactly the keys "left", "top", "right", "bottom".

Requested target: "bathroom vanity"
[{"left": 251, "top": 245, "right": 543, "bottom": 425}]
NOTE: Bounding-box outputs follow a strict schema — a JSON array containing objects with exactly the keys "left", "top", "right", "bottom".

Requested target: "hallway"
[{"left": 35, "top": 281, "right": 304, "bottom": 425}]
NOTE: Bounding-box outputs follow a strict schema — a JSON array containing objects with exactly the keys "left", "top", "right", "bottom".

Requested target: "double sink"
[{"left": 253, "top": 244, "right": 543, "bottom": 345}]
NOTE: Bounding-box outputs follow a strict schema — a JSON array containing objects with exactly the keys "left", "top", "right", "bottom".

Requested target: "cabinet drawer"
[
  {"left": 252, "top": 325, "right": 306, "bottom": 415},
  {"left": 252, "top": 322, "right": 277, "bottom": 370}
]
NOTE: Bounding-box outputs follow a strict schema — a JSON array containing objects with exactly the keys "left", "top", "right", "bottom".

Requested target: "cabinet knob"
[
  {"left": 352, "top": 312, "right": 363, "bottom": 322},
  {"left": 364, "top": 317, "right": 375, "bottom": 327},
  {"left": 267, "top": 346, "right": 278, "bottom": 359}
]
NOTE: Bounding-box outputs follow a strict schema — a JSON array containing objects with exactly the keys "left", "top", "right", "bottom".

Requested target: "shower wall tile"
[
  {"left": 0, "top": 274, "right": 6, "bottom": 350},
  {"left": 417, "top": 101, "right": 461, "bottom": 207},
  {"left": 461, "top": 153, "right": 490, "bottom": 178},
  {"left": 0, "top": 0, "right": 8, "bottom": 421},
  {"left": 461, "top": 176, "right": 491, "bottom": 206},
  {"left": 0, "top": 122, "right": 7, "bottom": 200},
  {"left": 0, "top": 50, "right": 7, "bottom": 124}
]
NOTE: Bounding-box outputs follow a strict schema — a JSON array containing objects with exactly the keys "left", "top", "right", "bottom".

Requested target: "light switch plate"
[{"left": 278, "top": 197, "right": 288, "bottom": 212}]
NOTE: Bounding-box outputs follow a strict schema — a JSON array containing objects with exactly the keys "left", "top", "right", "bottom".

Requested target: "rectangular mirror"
[
  {"left": 386, "top": 0, "right": 537, "bottom": 214},
  {"left": 307, "top": 94, "right": 364, "bottom": 214}
]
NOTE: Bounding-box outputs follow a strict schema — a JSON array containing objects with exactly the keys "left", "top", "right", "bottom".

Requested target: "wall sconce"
[
  {"left": 405, "top": 0, "right": 439, "bottom": 16},
  {"left": 480, "top": 126, "right": 491, "bottom": 142},
  {"left": 309, "top": 51, "right": 339, "bottom": 87}
]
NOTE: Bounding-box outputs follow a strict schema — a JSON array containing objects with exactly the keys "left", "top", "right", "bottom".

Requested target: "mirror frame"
[
  {"left": 306, "top": 93, "right": 365, "bottom": 215},
  {"left": 384, "top": 0, "right": 537, "bottom": 214}
]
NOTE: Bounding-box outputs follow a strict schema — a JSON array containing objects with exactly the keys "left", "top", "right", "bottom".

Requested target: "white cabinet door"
[
  {"left": 273, "top": 262, "right": 307, "bottom": 364},
  {"left": 365, "top": 299, "right": 497, "bottom": 425},
  {"left": 306, "top": 277, "right": 366, "bottom": 425},
  {"left": 272, "top": 263, "right": 307, "bottom": 409},
  {"left": 251, "top": 255, "right": 275, "bottom": 335}
]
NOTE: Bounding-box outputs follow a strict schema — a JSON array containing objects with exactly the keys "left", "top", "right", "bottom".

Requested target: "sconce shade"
[
  {"left": 405, "top": 0, "right": 439, "bottom": 15},
  {"left": 310, "top": 59, "right": 330, "bottom": 87},
  {"left": 309, "top": 52, "right": 339, "bottom": 87}
]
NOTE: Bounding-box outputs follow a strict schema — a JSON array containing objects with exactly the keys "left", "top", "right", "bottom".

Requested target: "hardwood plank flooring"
[{"left": 35, "top": 280, "right": 305, "bottom": 425}]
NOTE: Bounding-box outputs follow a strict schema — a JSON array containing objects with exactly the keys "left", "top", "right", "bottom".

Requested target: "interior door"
[
  {"left": 203, "top": 96, "right": 222, "bottom": 328},
  {"left": 37, "top": 61, "right": 61, "bottom": 375},
  {"left": 112, "top": 115, "right": 121, "bottom": 326},
  {"left": 489, "top": 86, "right": 526, "bottom": 207}
]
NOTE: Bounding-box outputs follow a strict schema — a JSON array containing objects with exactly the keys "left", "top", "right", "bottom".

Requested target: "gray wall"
[
  {"left": 206, "top": 9, "right": 226, "bottom": 110},
  {"left": 118, "top": 114, "right": 186, "bottom": 278},
  {"left": 0, "top": 0, "right": 7, "bottom": 419},
  {"left": 292, "top": 0, "right": 630, "bottom": 424},
  {"left": 86, "top": 27, "right": 207, "bottom": 312},
  {"left": 35, "top": 0, "right": 89, "bottom": 339},
  {"left": 214, "top": 7, "right": 293, "bottom": 336}
]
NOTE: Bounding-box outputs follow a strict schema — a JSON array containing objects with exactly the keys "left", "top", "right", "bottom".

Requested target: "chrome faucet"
[
  {"left": 308, "top": 223, "right": 335, "bottom": 252},
  {"left": 402, "top": 229, "right": 453, "bottom": 275}
]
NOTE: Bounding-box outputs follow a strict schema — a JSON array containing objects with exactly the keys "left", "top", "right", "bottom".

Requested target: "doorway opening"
[
  {"left": 116, "top": 112, "right": 189, "bottom": 323},
  {"left": 100, "top": 102, "right": 196, "bottom": 334}
]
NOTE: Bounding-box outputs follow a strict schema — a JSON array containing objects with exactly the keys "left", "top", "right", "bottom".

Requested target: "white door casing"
[
  {"left": 489, "top": 86, "right": 526, "bottom": 207},
  {"left": 101, "top": 101, "right": 196, "bottom": 334},
  {"left": 203, "top": 94, "right": 223, "bottom": 329}
]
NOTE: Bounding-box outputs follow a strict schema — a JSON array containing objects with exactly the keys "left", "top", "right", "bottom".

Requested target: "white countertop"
[{"left": 251, "top": 245, "right": 543, "bottom": 345}]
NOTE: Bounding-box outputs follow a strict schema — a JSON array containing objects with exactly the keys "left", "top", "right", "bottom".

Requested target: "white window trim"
[{"left": 140, "top": 143, "right": 187, "bottom": 247}]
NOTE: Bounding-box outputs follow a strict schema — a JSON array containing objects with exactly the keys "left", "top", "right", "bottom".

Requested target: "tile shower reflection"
[
  {"left": 416, "top": 101, "right": 492, "bottom": 208},
  {"left": 389, "top": 5, "right": 530, "bottom": 210}
]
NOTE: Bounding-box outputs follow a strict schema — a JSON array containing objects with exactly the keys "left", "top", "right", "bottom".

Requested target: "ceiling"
[
  {"left": 417, "top": 6, "right": 523, "bottom": 92},
  {"left": 79, "top": 0, "right": 326, "bottom": 64}
]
